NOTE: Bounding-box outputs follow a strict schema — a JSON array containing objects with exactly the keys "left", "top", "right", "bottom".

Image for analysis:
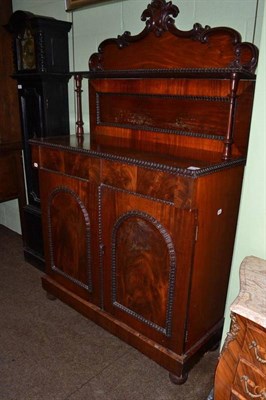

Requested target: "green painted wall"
[
  {"left": 221, "top": 5, "right": 266, "bottom": 343},
  {"left": 4, "top": 0, "right": 265, "bottom": 345}
]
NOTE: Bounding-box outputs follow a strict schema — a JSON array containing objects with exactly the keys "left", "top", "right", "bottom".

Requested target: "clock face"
[{"left": 20, "top": 28, "right": 36, "bottom": 70}]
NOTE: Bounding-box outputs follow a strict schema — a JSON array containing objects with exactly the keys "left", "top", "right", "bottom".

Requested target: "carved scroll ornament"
[{"left": 89, "top": 0, "right": 258, "bottom": 73}]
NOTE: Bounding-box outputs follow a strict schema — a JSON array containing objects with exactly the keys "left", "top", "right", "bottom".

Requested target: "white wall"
[
  {"left": 6, "top": 0, "right": 266, "bottom": 346},
  {"left": 0, "top": 199, "right": 21, "bottom": 233}
]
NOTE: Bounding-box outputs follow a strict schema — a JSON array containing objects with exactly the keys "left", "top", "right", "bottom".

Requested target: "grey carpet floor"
[{"left": 0, "top": 224, "right": 217, "bottom": 400}]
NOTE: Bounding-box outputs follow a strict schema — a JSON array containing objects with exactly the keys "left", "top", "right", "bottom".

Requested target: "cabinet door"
[
  {"left": 100, "top": 185, "right": 197, "bottom": 353},
  {"left": 39, "top": 169, "right": 99, "bottom": 305}
]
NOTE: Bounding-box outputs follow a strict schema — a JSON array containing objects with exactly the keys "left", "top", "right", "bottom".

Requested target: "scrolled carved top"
[
  {"left": 89, "top": 0, "right": 258, "bottom": 74},
  {"left": 141, "top": 0, "right": 179, "bottom": 37}
]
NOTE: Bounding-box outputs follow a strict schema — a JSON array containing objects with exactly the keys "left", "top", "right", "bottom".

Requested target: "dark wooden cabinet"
[
  {"left": 0, "top": 144, "right": 25, "bottom": 211},
  {"left": 0, "top": 0, "right": 26, "bottom": 226},
  {"left": 6, "top": 12, "right": 72, "bottom": 268},
  {"left": 15, "top": 74, "right": 71, "bottom": 208},
  {"left": 30, "top": 0, "right": 258, "bottom": 384}
]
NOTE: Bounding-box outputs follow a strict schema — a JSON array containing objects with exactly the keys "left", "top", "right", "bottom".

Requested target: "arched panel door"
[
  {"left": 39, "top": 169, "right": 99, "bottom": 305},
  {"left": 100, "top": 184, "right": 197, "bottom": 354},
  {"left": 48, "top": 186, "right": 91, "bottom": 291}
]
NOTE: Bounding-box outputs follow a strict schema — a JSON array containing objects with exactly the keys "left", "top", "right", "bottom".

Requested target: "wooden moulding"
[{"left": 89, "top": 0, "right": 258, "bottom": 73}]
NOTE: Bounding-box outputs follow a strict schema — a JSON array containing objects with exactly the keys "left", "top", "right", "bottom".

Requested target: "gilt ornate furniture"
[
  {"left": 30, "top": 0, "right": 258, "bottom": 383},
  {"left": 214, "top": 256, "right": 266, "bottom": 399}
]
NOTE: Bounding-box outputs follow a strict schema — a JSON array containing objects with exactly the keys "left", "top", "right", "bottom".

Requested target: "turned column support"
[
  {"left": 74, "top": 73, "right": 84, "bottom": 144},
  {"left": 222, "top": 72, "right": 240, "bottom": 160}
]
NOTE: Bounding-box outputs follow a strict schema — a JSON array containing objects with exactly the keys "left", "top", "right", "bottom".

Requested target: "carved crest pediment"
[
  {"left": 89, "top": 0, "right": 258, "bottom": 76},
  {"left": 141, "top": 0, "right": 179, "bottom": 37}
]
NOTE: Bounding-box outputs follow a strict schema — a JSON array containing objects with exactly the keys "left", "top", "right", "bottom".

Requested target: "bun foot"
[{"left": 169, "top": 371, "right": 188, "bottom": 385}]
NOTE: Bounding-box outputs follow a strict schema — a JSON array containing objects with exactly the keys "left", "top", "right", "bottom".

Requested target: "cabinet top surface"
[
  {"left": 231, "top": 256, "right": 266, "bottom": 328},
  {"left": 30, "top": 134, "right": 245, "bottom": 177}
]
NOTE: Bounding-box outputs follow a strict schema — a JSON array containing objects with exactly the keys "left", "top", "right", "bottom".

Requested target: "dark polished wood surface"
[
  {"left": 30, "top": 0, "right": 258, "bottom": 384},
  {"left": 0, "top": 2, "right": 21, "bottom": 146},
  {"left": 0, "top": 142, "right": 24, "bottom": 202},
  {"left": 31, "top": 133, "right": 246, "bottom": 171},
  {"left": 0, "top": 0, "right": 26, "bottom": 230},
  {"left": 32, "top": 135, "right": 243, "bottom": 382}
]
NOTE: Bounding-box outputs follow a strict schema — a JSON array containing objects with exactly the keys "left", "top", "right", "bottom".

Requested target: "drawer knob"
[
  {"left": 249, "top": 341, "right": 266, "bottom": 364},
  {"left": 241, "top": 375, "right": 266, "bottom": 399}
]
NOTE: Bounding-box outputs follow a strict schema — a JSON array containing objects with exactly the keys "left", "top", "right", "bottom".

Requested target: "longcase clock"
[{"left": 6, "top": 11, "right": 72, "bottom": 269}]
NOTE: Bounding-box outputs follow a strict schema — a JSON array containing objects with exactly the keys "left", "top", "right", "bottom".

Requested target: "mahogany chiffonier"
[
  {"left": 214, "top": 256, "right": 266, "bottom": 399},
  {"left": 30, "top": 0, "right": 259, "bottom": 384}
]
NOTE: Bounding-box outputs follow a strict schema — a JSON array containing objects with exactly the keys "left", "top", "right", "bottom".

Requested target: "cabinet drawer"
[
  {"left": 40, "top": 147, "right": 64, "bottom": 172},
  {"left": 232, "top": 359, "right": 266, "bottom": 400},
  {"left": 137, "top": 168, "right": 194, "bottom": 205},
  {"left": 102, "top": 159, "right": 195, "bottom": 205},
  {"left": 31, "top": 144, "right": 40, "bottom": 166},
  {"left": 102, "top": 160, "right": 137, "bottom": 191},
  {"left": 64, "top": 151, "right": 100, "bottom": 182},
  {"left": 243, "top": 323, "right": 266, "bottom": 373},
  {"left": 38, "top": 147, "right": 100, "bottom": 182}
]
